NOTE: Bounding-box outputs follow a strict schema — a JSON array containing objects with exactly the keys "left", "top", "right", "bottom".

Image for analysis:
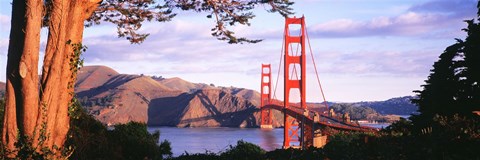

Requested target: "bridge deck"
[{"left": 263, "top": 102, "right": 378, "bottom": 132}]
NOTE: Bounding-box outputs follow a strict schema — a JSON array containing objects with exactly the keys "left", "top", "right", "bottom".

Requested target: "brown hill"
[
  {"left": 77, "top": 73, "right": 181, "bottom": 125},
  {"left": 75, "top": 65, "right": 119, "bottom": 92},
  {"left": 75, "top": 65, "right": 284, "bottom": 127},
  {"left": 147, "top": 88, "right": 283, "bottom": 127},
  {"left": 228, "top": 88, "right": 261, "bottom": 106}
]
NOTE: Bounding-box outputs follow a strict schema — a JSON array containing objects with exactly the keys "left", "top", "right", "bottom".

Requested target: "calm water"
[
  {"left": 362, "top": 123, "right": 390, "bottom": 129},
  {"left": 148, "top": 124, "right": 390, "bottom": 156},
  {"left": 147, "top": 127, "right": 284, "bottom": 156}
]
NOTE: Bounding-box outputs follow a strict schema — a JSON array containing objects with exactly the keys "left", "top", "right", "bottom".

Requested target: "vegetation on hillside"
[
  {"left": 354, "top": 96, "right": 418, "bottom": 115},
  {"left": 68, "top": 99, "right": 173, "bottom": 160},
  {"left": 330, "top": 103, "right": 378, "bottom": 120}
]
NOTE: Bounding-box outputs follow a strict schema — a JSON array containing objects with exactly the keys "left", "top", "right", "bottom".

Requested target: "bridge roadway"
[{"left": 262, "top": 101, "right": 378, "bottom": 133}]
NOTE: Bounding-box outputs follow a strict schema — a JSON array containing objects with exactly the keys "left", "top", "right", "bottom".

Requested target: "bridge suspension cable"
[
  {"left": 305, "top": 20, "right": 329, "bottom": 110},
  {"left": 272, "top": 34, "right": 284, "bottom": 101}
]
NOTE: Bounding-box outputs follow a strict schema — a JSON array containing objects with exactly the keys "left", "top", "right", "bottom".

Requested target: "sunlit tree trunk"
[
  {"left": 2, "top": 0, "right": 43, "bottom": 156},
  {"left": 3, "top": 0, "right": 100, "bottom": 157},
  {"left": 33, "top": 0, "right": 100, "bottom": 154},
  {"left": 36, "top": 0, "right": 100, "bottom": 154}
]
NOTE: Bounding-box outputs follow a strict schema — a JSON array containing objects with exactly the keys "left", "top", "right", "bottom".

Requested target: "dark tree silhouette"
[{"left": 411, "top": 1, "right": 480, "bottom": 127}]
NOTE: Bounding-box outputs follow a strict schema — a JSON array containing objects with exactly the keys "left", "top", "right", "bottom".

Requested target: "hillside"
[
  {"left": 76, "top": 73, "right": 182, "bottom": 125},
  {"left": 148, "top": 89, "right": 283, "bottom": 127},
  {"left": 328, "top": 96, "right": 418, "bottom": 122},
  {"left": 156, "top": 77, "right": 214, "bottom": 93},
  {"left": 74, "top": 65, "right": 281, "bottom": 127},
  {"left": 75, "top": 65, "right": 120, "bottom": 92},
  {"left": 353, "top": 96, "right": 418, "bottom": 115}
]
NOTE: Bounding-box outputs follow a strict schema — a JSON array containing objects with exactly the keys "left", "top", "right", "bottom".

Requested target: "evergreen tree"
[
  {"left": 412, "top": 1, "right": 480, "bottom": 126},
  {"left": 460, "top": 18, "right": 480, "bottom": 114}
]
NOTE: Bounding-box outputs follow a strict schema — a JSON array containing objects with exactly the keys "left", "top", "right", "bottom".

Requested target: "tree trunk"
[
  {"left": 2, "top": 0, "right": 43, "bottom": 156},
  {"left": 37, "top": 0, "right": 101, "bottom": 154},
  {"left": 3, "top": 0, "right": 100, "bottom": 157}
]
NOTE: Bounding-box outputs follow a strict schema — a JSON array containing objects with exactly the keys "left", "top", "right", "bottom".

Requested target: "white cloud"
[
  {"left": 307, "top": 11, "right": 456, "bottom": 38},
  {"left": 253, "top": 0, "right": 476, "bottom": 39},
  {"left": 82, "top": 19, "right": 277, "bottom": 77}
]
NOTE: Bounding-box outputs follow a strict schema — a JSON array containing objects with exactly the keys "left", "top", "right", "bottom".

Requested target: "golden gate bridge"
[{"left": 259, "top": 16, "right": 377, "bottom": 149}]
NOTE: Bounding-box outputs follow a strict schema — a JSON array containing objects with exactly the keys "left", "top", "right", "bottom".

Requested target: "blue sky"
[{"left": 0, "top": 0, "right": 478, "bottom": 102}]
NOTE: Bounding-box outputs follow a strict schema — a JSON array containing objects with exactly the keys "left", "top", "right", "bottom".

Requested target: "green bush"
[
  {"left": 382, "top": 118, "right": 413, "bottom": 136},
  {"left": 66, "top": 100, "right": 110, "bottom": 159},
  {"left": 67, "top": 99, "right": 172, "bottom": 160},
  {"left": 109, "top": 122, "right": 172, "bottom": 160},
  {"left": 265, "top": 147, "right": 324, "bottom": 160},
  {"left": 220, "top": 140, "right": 266, "bottom": 160},
  {"left": 169, "top": 140, "right": 266, "bottom": 160},
  {"left": 171, "top": 152, "right": 221, "bottom": 160}
]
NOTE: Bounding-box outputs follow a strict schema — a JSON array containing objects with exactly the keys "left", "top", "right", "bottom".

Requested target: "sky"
[{"left": 0, "top": 0, "right": 478, "bottom": 102}]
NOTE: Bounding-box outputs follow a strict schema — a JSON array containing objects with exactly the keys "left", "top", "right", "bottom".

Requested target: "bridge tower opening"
[{"left": 260, "top": 64, "right": 273, "bottom": 129}]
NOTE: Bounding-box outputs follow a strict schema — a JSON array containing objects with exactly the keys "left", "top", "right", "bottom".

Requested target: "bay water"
[{"left": 148, "top": 124, "right": 389, "bottom": 157}]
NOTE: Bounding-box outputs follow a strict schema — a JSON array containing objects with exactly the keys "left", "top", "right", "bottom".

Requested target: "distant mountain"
[{"left": 352, "top": 96, "right": 418, "bottom": 115}]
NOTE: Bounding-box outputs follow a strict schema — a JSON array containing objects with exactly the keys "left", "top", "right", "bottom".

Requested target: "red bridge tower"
[
  {"left": 283, "top": 16, "right": 308, "bottom": 148},
  {"left": 260, "top": 64, "right": 273, "bottom": 129}
]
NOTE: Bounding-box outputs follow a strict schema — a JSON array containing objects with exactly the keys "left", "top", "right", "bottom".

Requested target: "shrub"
[
  {"left": 265, "top": 147, "right": 324, "bottom": 160},
  {"left": 220, "top": 140, "right": 266, "bottom": 160},
  {"left": 67, "top": 99, "right": 172, "bottom": 159}
]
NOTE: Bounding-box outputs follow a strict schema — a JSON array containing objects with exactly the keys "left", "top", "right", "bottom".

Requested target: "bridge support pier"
[
  {"left": 312, "top": 112, "right": 327, "bottom": 148},
  {"left": 260, "top": 124, "right": 273, "bottom": 129},
  {"left": 313, "top": 135, "right": 328, "bottom": 148}
]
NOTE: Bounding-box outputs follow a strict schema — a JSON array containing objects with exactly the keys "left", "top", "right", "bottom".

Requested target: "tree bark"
[
  {"left": 2, "top": 0, "right": 43, "bottom": 156},
  {"left": 3, "top": 0, "right": 100, "bottom": 157},
  {"left": 37, "top": 0, "right": 101, "bottom": 154}
]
